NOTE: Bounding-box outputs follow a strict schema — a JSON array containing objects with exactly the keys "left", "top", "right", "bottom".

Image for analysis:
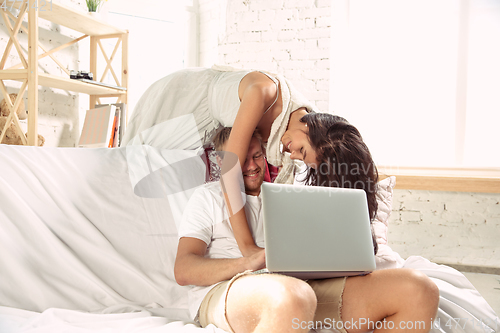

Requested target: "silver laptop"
[{"left": 259, "top": 182, "right": 376, "bottom": 279}]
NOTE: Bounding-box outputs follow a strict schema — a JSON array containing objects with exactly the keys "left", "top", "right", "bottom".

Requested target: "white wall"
[{"left": 198, "top": 0, "right": 499, "bottom": 270}]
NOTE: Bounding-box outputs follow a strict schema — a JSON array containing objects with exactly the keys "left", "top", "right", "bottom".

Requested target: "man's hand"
[
  {"left": 175, "top": 237, "right": 265, "bottom": 286},
  {"left": 240, "top": 242, "right": 264, "bottom": 257},
  {"left": 243, "top": 247, "right": 266, "bottom": 272}
]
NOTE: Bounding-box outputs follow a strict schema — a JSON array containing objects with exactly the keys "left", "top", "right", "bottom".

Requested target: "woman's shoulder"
[
  {"left": 239, "top": 71, "right": 279, "bottom": 101},
  {"left": 241, "top": 71, "right": 277, "bottom": 84}
]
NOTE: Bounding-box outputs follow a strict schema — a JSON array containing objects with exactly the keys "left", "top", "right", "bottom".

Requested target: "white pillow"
[
  {"left": 372, "top": 176, "right": 405, "bottom": 269},
  {"left": 373, "top": 176, "right": 396, "bottom": 245}
]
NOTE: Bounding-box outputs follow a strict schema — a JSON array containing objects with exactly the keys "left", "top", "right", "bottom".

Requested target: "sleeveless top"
[{"left": 209, "top": 70, "right": 279, "bottom": 126}]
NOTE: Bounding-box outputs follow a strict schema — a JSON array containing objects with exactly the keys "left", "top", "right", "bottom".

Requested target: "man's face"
[{"left": 242, "top": 137, "right": 266, "bottom": 196}]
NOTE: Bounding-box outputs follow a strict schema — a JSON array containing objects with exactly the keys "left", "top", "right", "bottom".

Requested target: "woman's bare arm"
[{"left": 220, "top": 72, "right": 278, "bottom": 256}]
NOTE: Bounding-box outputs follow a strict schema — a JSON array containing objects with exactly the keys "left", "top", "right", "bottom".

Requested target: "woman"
[{"left": 122, "top": 66, "right": 350, "bottom": 258}]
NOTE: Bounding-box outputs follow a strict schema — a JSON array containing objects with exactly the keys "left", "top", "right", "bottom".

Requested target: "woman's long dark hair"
[{"left": 300, "top": 113, "right": 379, "bottom": 254}]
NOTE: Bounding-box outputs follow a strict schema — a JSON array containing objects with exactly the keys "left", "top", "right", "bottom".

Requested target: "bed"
[{"left": 0, "top": 141, "right": 498, "bottom": 333}]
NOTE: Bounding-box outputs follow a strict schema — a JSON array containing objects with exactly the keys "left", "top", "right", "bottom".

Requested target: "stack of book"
[{"left": 78, "top": 103, "right": 127, "bottom": 148}]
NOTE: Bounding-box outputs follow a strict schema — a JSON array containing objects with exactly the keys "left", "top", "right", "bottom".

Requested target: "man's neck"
[{"left": 245, "top": 190, "right": 261, "bottom": 197}]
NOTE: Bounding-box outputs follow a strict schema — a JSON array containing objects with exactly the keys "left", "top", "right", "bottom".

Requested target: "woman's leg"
[{"left": 341, "top": 268, "right": 439, "bottom": 333}]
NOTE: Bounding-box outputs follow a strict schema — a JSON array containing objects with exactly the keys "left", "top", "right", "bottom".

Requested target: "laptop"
[{"left": 259, "top": 182, "right": 376, "bottom": 279}]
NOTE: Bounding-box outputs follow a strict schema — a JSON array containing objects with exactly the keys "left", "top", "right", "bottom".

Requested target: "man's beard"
[{"left": 244, "top": 171, "right": 265, "bottom": 193}]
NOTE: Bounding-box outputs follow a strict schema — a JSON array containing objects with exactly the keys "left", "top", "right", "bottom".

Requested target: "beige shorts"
[{"left": 198, "top": 272, "right": 347, "bottom": 333}]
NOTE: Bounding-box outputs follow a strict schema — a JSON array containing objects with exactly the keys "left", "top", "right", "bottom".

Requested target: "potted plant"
[{"left": 85, "top": 0, "right": 105, "bottom": 13}]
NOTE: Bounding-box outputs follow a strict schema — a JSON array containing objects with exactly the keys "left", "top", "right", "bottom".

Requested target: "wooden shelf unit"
[{"left": 0, "top": 1, "right": 128, "bottom": 146}]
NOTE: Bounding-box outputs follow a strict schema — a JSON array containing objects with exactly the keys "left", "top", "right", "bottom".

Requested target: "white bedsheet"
[
  {"left": 0, "top": 144, "right": 199, "bottom": 322},
  {"left": 401, "top": 256, "right": 498, "bottom": 333},
  {"left": 0, "top": 144, "right": 498, "bottom": 333},
  {"left": 0, "top": 306, "right": 228, "bottom": 333}
]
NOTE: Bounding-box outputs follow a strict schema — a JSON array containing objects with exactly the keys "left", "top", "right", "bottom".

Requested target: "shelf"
[
  {"left": 0, "top": 71, "right": 125, "bottom": 95},
  {"left": 0, "top": 69, "right": 27, "bottom": 79},
  {"left": 7, "top": 0, "right": 127, "bottom": 36},
  {"left": 39, "top": 74, "right": 126, "bottom": 95}
]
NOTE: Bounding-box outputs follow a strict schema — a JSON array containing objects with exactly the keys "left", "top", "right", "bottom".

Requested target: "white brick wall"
[
  {"left": 198, "top": 0, "right": 227, "bottom": 68},
  {"left": 207, "top": 0, "right": 332, "bottom": 113},
  {"left": 389, "top": 189, "right": 500, "bottom": 268}
]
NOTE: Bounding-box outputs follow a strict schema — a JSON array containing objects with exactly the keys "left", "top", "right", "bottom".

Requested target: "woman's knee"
[
  {"left": 402, "top": 269, "right": 440, "bottom": 311},
  {"left": 342, "top": 268, "right": 439, "bottom": 325}
]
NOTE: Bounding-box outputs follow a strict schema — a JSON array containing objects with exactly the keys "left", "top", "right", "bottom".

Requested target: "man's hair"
[
  {"left": 211, "top": 127, "right": 265, "bottom": 152},
  {"left": 212, "top": 127, "right": 232, "bottom": 151}
]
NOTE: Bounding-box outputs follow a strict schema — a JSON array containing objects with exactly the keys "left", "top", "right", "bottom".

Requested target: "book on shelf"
[
  {"left": 108, "top": 107, "right": 120, "bottom": 148},
  {"left": 78, "top": 105, "right": 117, "bottom": 148},
  {"left": 94, "top": 103, "right": 127, "bottom": 147}
]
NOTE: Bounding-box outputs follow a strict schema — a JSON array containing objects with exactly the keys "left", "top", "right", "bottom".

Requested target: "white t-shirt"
[{"left": 177, "top": 181, "right": 265, "bottom": 320}]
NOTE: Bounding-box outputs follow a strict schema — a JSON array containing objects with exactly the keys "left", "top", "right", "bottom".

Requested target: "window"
[{"left": 330, "top": 0, "right": 500, "bottom": 174}]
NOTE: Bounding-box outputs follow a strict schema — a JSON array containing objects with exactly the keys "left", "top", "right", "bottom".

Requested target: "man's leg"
[
  {"left": 225, "top": 274, "right": 317, "bottom": 333},
  {"left": 340, "top": 268, "right": 439, "bottom": 333}
]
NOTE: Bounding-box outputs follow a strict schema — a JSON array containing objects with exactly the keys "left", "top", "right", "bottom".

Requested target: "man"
[{"left": 175, "top": 128, "right": 439, "bottom": 333}]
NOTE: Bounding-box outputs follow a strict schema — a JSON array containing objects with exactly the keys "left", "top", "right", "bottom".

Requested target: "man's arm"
[{"left": 174, "top": 237, "right": 265, "bottom": 287}]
